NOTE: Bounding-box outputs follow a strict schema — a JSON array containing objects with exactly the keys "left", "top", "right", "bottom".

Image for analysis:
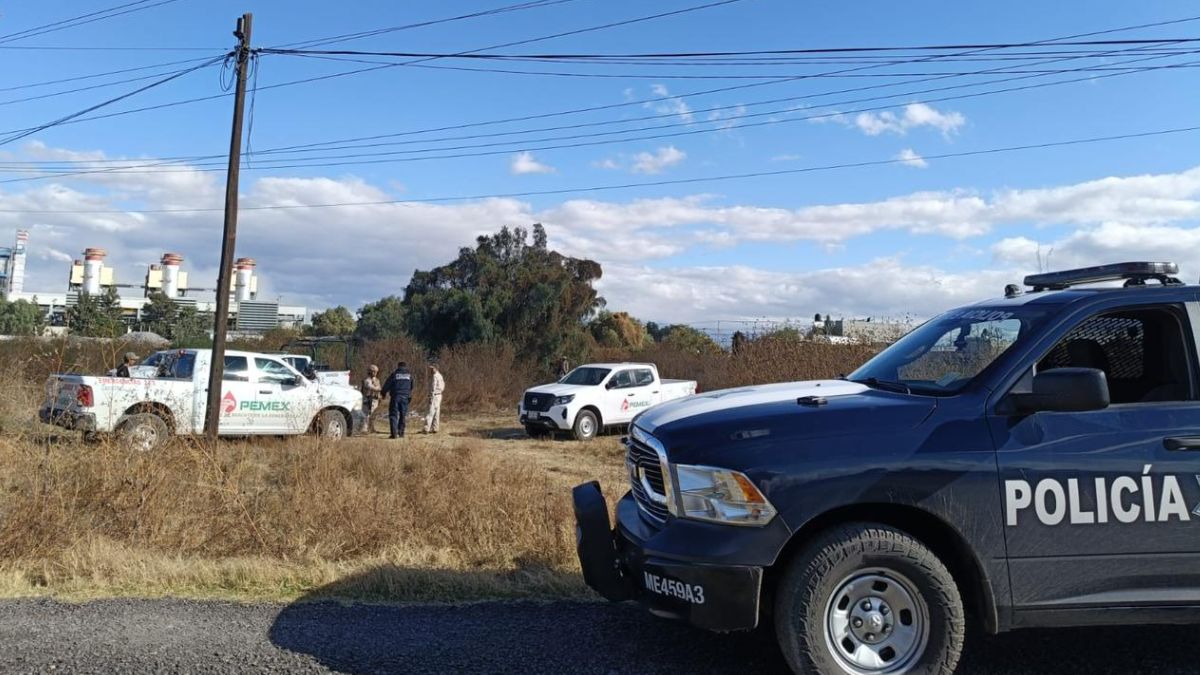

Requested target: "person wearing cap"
[
  {"left": 382, "top": 360, "right": 413, "bottom": 439},
  {"left": 423, "top": 363, "right": 445, "bottom": 434},
  {"left": 116, "top": 352, "right": 137, "bottom": 378},
  {"left": 361, "top": 364, "right": 383, "bottom": 434}
]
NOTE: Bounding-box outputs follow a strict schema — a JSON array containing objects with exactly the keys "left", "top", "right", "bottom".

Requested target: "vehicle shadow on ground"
[
  {"left": 267, "top": 566, "right": 786, "bottom": 675},
  {"left": 268, "top": 568, "right": 1200, "bottom": 675}
]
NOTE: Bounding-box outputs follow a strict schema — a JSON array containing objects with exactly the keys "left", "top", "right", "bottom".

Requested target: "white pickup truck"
[
  {"left": 519, "top": 362, "right": 697, "bottom": 440},
  {"left": 40, "top": 348, "right": 365, "bottom": 450}
]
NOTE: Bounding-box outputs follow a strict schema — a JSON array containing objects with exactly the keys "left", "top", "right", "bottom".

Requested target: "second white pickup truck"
[
  {"left": 519, "top": 362, "right": 697, "bottom": 440},
  {"left": 40, "top": 348, "right": 365, "bottom": 450}
]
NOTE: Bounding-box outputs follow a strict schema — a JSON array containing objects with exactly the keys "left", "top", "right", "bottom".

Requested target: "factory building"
[{"left": 3, "top": 232, "right": 306, "bottom": 333}]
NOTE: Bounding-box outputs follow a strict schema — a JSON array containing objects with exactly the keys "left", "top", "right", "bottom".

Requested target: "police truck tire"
[
  {"left": 318, "top": 410, "right": 348, "bottom": 441},
  {"left": 774, "top": 523, "right": 964, "bottom": 675},
  {"left": 572, "top": 410, "right": 598, "bottom": 441},
  {"left": 116, "top": 413, "right": 169, "bottom": 452}
]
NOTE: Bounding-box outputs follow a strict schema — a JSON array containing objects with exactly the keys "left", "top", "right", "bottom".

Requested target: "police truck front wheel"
[
  {"left": 572, "top": 410, "right": 598, "bottom": 441},
  {"left": 774, "top": 523, "right": 964, "bottom": 675}
]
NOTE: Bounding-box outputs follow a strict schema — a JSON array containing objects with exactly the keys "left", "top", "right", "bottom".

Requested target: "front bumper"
[
  {"left": 572, "top": 481, "right": 764, "bottom": 632},
  {"left": 519, "top": 404, "right": 572, "bottom": 431},
  {"left": 39, "top": 407, "right": 96, "bottom": 432}
]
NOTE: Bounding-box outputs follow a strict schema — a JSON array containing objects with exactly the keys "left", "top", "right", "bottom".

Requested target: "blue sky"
[{"left": 1, "top": 0, "right": 1199, "bottom": 324}]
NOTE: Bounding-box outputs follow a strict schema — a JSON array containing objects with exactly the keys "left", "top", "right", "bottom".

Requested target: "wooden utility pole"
[{"left": 204, "top": 12, "right": 253, "bottom": 439}]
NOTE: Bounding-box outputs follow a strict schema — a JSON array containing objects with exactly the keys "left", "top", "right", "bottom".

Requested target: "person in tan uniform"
[
  {"left": 424, "top": 363, "right": 445, "bottom": 434},
  {"left": 361, "top": 364, "right": 382, "bottom": 434}
]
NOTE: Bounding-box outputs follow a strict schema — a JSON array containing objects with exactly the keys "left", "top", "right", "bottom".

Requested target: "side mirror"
[
  {"left": 284, "top": 376, "right": 302, "bottom": 388},
  {"left": 1007, "top": 367, "right": 1109, "bottom": 414}
]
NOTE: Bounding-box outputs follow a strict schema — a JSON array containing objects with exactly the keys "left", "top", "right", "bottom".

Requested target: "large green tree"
[
  {"left": 310, "top": 305, "right": 356, "bottom": 336},
  {"left": 0, "top": 298, "right": 45, "bottom": 336},
  {"left": 68, "top": 287, "right": 125, "bottom": 337},
  {"left": 355, "top": 295, "right": 407, "bottom": 341},
  {"left": 588, "top": 310, "right": 650, "bottom": 349},
  {"left": 402, "top": 223, "right": 603, "bottom": 360}
]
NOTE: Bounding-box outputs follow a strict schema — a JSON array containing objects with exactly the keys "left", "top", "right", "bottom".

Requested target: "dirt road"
[{"left": 0, "top": 598, "right": 1191, "bottom": 674}]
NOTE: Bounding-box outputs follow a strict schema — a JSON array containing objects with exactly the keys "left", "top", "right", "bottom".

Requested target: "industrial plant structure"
[{"left": 1, "top": 231, "right": 306, "bottom": 333}]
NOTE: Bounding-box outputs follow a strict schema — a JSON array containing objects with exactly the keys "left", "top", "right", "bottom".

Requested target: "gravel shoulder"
[{"left": 0, "top": 597, "right": 1191, "bottom": 674}]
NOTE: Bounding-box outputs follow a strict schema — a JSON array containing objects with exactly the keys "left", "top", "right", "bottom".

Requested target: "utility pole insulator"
[{"left": 204, "top": 12, "right": 253, "bottom": 439}]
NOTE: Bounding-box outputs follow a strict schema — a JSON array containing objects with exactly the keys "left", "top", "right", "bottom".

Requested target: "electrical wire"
[
  {"left": 0, "top": 54, "right": 227, "bottom": 149},
  {"left": 262, "top": 37, "right": 1200, "bottom": 61},
  {"left": 0, "top": 124, "right": 1194, "bottom": 214},
  {"left": 273, "top": 0, "right": 584, "bottom": 50},
  {"left": 2, "top": 41, "right": 1193, "bottom": 175},
  {"left": 3, "top": 51, "right": 1194, "bottom": 181},
  {"left": 0, "top": 0, "right": 182, "bottom": 45},
  {"left": 0, "top": 0, "right": 750, "bottom": 136}
]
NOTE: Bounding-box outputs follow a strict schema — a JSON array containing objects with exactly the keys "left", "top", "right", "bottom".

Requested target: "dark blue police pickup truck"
[{"left": 574, "top": 262, "right": 1200, "bottom": 675}]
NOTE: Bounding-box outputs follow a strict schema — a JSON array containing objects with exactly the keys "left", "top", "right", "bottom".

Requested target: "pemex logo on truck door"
[
  {"left": 222, "top": 391, "right": 237, "bottom": 415},
  {"left": 1005, "top": 465, "right": 1200, "bottom": 526}
]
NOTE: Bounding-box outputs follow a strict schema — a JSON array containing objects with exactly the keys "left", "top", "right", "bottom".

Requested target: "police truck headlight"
[
  {"left": 668, "top": 464, "right": 776, "bottom": 526},
  {"left": 554, "top": 394, "right": 575, "bottom": 405}
]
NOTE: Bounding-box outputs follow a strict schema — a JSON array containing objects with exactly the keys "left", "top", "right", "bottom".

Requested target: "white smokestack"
[
  {"left": 234, "top": 257, "right": 256, "bottom": 302},
  {"left": 161, "top": 252, "right": 183, "bottom": 297},
  {"left": 8, "top": 230, "right": 27, "bottom": 295},
  {"left": 81, "top": 247, "right": 106, "bottom": 295}
]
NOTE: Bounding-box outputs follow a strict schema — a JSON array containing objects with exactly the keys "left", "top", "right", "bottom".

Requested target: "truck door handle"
[
  {"left": 1164, "top": 437, "right": 1200, "bottom": 451},
  {"left": 652, "top": 390, "right": 659, "bottom": 394},
  {"left": 259, "top": 389, "right": 273, "bottom": 395},
  {"left": 627, "top": 393, "right": 635, "bottom": 397}
]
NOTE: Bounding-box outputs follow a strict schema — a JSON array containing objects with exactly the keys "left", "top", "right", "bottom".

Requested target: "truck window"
[
  {"left": 255, "top": 358, "right": 298, "bottom": 385},
  {"left": 849, "top": 306, "right": 1050, "bottom": 394},
  {"left": 561, "top": 367, "right": 611, "bottom": 386},
  {"left": 609, "top": 370, "right": 635, "bottom": 389},
  {"left": 160, "top": 352, "right": 195, "bottom": 380},
  {"left": 1037, "top": 307, "right": 1193, "bottom": 404},
  {"left": 224, "top": 356, "right": 250, "bottom": 382},
  {"left": 633, "top": 369, "right": 655, "bottom": 386}
]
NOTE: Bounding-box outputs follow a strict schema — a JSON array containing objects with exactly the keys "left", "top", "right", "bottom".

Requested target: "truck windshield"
[
  {"left": 848, "top": 306, "right": 1050, "bottom": 394},
  {"left": 561, "top": 367, "right": 611, "bottom": 386}
]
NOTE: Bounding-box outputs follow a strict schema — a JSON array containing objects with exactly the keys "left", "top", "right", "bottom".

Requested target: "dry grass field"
[
  {"left": 0, "top": 336, "right": 878, "bottom": 603},
  {"left": 0, "top": 414, "right": 626, "bottom": 603}
]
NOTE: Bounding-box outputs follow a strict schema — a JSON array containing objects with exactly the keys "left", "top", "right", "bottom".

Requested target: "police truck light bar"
[{"left": 1023, "top": 262, "right": 1180, "bottom": 291}]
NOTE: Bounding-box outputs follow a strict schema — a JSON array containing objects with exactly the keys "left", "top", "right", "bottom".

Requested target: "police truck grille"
[
  {"left": 627, "top": 437, "right": 669, "bottom": 523},
  {"left": 523, "top": 392, "right": 554, "bottom": 412}
]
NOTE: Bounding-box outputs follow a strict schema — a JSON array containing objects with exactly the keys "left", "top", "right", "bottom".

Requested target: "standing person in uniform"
[
  {"left": 116, "top": 352, "right": 137, "bottom": 377},
  {"left": 361, "top": 364, "right": 382, "bottom": 434},
  {"left": 423, "top": 363, "right": 445, "bottom": 434},
  {"left": 383, "top": 361, "right": 413, "bottom": 439},
  {"left": 557, "top": 355, "right": 571, "bottom": 380}
]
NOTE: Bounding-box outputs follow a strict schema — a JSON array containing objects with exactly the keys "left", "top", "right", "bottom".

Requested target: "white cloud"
[
  {"left": 896, "top": 148, "right": 928, "bottom": 168},
  {"left": 631, "top": 146, "right": 686, "bottom": 174},
  {"left": 592, "top": 158, "right": 621, "bottom": 170},
  {"left": 509, "top": 151, "right": 555, "bottom": 175},
  {"left": 597, "top": 258, "right": 1016, "bottom": 323},
  {"left": 10, "top": 142, "right": 1200, "bottom": 322},
  {"left": 992, "top": 223, "right": 1200, "bottom": 284},
  {"left": 645, "top": 84, "right": 694, "bottom": 124},
  {"left": 771, "top": 153, "right": 803, "bottom": 162},
  {"left": 853, "top": 103, "right": 966, "bottom": 137}
]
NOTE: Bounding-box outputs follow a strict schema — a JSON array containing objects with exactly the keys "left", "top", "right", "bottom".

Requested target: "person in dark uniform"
[
  {"left": 116, "top": 352, "right": 137, "bottom": 377},
  {"left": 383, "top": 360, "right": 414, "bottom": 439}
]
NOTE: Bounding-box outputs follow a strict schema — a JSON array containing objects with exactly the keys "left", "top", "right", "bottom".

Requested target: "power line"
[
  {"left": 0, "top": 0, "right": 182, "bottom": 45},
  {"left": 274, "top": 0, "right": 584, "bottom": 50},
  {"left": 262, "top": 37, "right": 1200, "bottom": 60},
  {"left": 1, "top": 46, "right": 1192, "bottom": 182},
  {"left": 0, "top": 0, "right": 750, "bottom": 136},
  {"left": 0, "top": 55, "right": 226, "bottom": 149},
  {"left": 0, "top": 55, "right": 221, "bottom": 93},
  {"left": 5, "top": 38, "right": 1186, "bottom": 176},
  {"left": 0, "top": 124, "right": 1194, "bottom": 213},
  {"left": 233, "top": 14, "right": 1200, "bottom": 157}
]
